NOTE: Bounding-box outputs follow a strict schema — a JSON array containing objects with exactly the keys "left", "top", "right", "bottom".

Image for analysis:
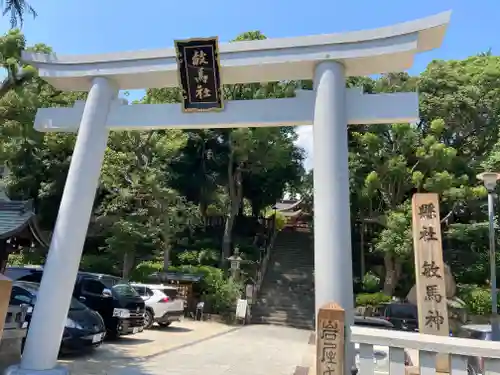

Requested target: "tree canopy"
[{"left": 0, "top": 29, "right": 499, "bottom": 305}]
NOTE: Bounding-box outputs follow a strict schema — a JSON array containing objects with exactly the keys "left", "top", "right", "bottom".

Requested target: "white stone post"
[
  {"left": 312, "top": 61, "right": 354, "bottom": 375},
  {"left": 6, "top": 77, "right": 116, "bottom": 375}
]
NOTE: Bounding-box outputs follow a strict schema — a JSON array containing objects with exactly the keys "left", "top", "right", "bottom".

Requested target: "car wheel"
[
  {"left": 144, "top": 309, "right": 154, "bottom": 329},
  {"left": 158, "top": 322, "right": 171, "bottom": 328},
  {"left": 106, "top": 327, "right": 119, "bottom": 340}
]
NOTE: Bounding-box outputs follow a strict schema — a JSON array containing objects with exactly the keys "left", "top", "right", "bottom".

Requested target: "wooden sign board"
[
  {"left": 411, "top": 193, "right": 449, "bottom": 373},
  {"left": 316, "top": 303, "right": 345, "bottom": 375},
  {"left": 174, "top": 37, "right": 224, "bottom": 113},
  {"left": 235, "top": 299, "right": 248, "bottom": 320}
]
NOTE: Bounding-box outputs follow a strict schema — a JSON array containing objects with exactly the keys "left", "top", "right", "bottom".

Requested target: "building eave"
[{"left": 0, "top": 201, "right": 35, "bottom": 240}]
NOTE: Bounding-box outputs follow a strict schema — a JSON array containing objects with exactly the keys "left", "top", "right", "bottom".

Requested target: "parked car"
[
  {"left": 131, "top": 283, "right": 184, "bottom": 329},
  {"left": 5, "top": 266, "right": 145, "bottom": 339},
  {"left": 375, "top": 302, "right": 419, "bottom": 332},
  {"left": 353, "top": 316, "right": 413, "bottom": 375},
  {"left": 457, "top": 324, "right": 492, "bottom": 375},
  {"left": 9, "top": 281, "right": 106, "bottom": 353}
]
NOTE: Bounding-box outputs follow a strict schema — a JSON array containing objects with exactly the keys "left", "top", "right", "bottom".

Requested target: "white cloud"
[{"left": 295, "top": 125, "right": 313, "bottom": 171}]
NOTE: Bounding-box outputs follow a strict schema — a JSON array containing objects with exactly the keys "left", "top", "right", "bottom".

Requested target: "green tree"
[
  {"left": 143, "top": 31, "right": 305, "bottom": 267},
  {"left": 98, "top": 130, "right": 199, "bottom": 278},
  {"left": 353, "top": 119, "right": 481, "bottom": 294},
  {"left": 0, "top": 31, "right": 85, "bottom": 234}
]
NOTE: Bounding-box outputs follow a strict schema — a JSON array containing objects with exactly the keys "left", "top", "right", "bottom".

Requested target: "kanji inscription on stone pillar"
[{"left": 411, "top": 193, "right": 449, "bottom": 373}]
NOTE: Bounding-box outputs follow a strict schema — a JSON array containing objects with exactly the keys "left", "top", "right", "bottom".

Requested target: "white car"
[{"left": 131, "top": 283, "right": 185, "bottom": 329}]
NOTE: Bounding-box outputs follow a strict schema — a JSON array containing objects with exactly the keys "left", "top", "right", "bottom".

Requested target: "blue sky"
[{"left": 3, "top": 0, "right": 498, "bottom": 169}]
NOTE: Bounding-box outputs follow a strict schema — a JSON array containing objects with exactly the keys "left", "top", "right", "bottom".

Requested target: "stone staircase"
[{"left": 252, "top": 229, "right": 314, "bottom": 330}]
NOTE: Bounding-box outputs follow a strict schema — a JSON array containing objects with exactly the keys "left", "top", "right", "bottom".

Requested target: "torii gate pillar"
[
  {"left": 313, "top": 60, "right": 353, "bottom": 326},
  {"left": 313, "top": 61, "right": 356, "bottom": 372},
  {"left": 6, "top": 11, "right": 450, "bottom": 375}
]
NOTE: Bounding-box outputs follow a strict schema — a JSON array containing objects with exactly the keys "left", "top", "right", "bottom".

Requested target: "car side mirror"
[{"left": 102, "top": 288, "right": 112, "bottom": 298}]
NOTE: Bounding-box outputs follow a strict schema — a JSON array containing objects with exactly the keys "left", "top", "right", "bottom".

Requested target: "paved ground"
[{"left": 58, "top": 320, "right": 311, "bottom": 375}]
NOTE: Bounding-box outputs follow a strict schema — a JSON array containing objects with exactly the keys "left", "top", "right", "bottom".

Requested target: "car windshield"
[
  {"left": 354, "top": 318, "right": 393, "bottom": 329},
  {"left": 25, "top": 284, "right": 86, "bottom": 310},
  {"left": 387, "top": 304, "right": 418, "bottom": 319},
  {"left": 101, "top": 277, "right": 139, "bottom": 298},
  {"left": 466, "top": 329, "right": 491, "bottom": 341}
]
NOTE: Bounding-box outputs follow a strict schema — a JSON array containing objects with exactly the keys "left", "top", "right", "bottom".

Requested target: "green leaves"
[
  {"left": 6, "top": 28, "right": 500, "bottom": 293},
  {"left": 375, "top": 203, "right": 413, "bottom": 258},
  {"left": 98, "top": 129, "right": 200, "bottom": 265}
]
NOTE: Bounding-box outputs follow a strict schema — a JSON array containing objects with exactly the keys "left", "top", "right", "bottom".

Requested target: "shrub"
[
  {"left": 273, "top": 212, "right": 287, "bottom": 231},
  {"left": 172, "top": 265, "right": 243, "bottom": 315},
  {"left": 263, "top": 210, "right": 287, "bottom": 232},
  {"left": 130, "top": 260, "right": 163, "bottom": 282},
  {"left": 459, "top": 285, "right": 492, "bottom": 315},
  {"left": 8, "top": 249, "right": 46, "bottom": 267},
  {"left": 356, "top": 292, "right": 391, "bottom": 307},
  {"left": 202, "top": 277, "right": 243, "bottom": 314},
  {"left": 362, "top": 271, "right": 381, "bottom": 293},
  {"left": 176, "top": 249, "right": 219, "bottom": 266},
  {"left": 80, "top": 254, "right": 120, "bottom": 275}
]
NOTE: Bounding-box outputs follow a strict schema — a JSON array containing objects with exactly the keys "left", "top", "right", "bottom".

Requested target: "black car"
[
  {"left": 10, "top": 281, "right": 106, "bottom": 353},
  {"left": 353, "top": 315, "right": 395, "bottom": 329},
  {"left": 375, "top": 302, "right": 419, "bottom": 331},
  {"left": 6, "top": 267, "right": 145, "bottom": 339}
]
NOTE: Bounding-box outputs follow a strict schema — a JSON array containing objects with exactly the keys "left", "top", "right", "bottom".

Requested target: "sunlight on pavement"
[{"left": 58, "top": 321, "right": 235, "bottom": 375}]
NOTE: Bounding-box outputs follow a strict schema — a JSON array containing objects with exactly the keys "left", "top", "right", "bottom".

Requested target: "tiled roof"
[
  {"left": 0, "top": 200, "right": 34, "bottom": 239},
  {"left": 273, "top": 199, "right": 303, "bottom": 211},
  {"left": 148, "top": 271, "right": 203, "bottom": 283}
]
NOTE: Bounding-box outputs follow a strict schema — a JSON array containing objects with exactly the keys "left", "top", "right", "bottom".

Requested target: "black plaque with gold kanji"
[{"left": 174, "top": 37, "right": 224, "bottom": 112}]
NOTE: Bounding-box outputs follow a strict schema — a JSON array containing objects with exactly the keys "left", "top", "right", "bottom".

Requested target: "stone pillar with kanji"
[
  {"left": 411, "top": 193, "right": 450, "bottom": 373},
  {"left": 316, "top": 303, "right": 345, "bottom": 375}
]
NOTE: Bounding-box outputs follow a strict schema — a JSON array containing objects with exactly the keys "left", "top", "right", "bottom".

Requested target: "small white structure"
[{"left": 8, "top": 12, "right": 452, "bottom": 375}]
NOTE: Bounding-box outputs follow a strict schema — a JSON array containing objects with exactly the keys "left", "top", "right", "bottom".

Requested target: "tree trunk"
[
  {"left": 160, "top": 217, "right": 172, "bottom": 271},
  {"left": 221, "top": 152, "right": 243, "bottom": 267},
  {"left": 163, "top": 242, "right": 170, "bottom": 272},
  {"left": 360, "top": 222, "right": 366, "bottom": 278},
  {"left": 199, "top": 201, "right": 208, "bottom": 221},
  {"left": 122, "top": 251, "right": 135, "bottom": 280},
  {"left": 383, "top": 254, "right": 402, "bottom": 296},
  {"left": 222, "top": 213, "right": 235, "bottom": 265},
  {"left": 163, "top": 245, "right": 171, "bottom": 271},
  {"left": 222, "top": 191, "right": 241, "bottom": 265}
]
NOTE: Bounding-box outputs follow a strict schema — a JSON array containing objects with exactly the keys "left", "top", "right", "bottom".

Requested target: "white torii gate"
[{"left": 7, "top": 11, "right": 450, "bottom": 375}]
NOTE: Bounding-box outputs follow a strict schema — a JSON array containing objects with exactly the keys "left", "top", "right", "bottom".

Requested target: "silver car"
[
  {"left": 458, "top": 324, "right": 492, "bottom": 375},
  {"left": 131, "top": 283, "right": 184, "bottom": 329},
  {"left": 353, "top": 316, "right": 413, "bottom": 375}
]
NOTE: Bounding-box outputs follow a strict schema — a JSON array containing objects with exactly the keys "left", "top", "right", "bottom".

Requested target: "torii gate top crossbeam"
[{"left": 21, "top": 11, "right": 451, "bottom": 91}]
